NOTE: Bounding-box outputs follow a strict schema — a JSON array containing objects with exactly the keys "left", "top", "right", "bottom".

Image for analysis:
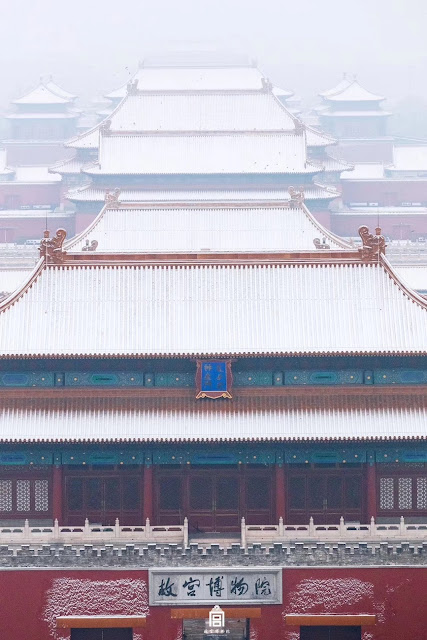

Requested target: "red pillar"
[
  {"left": 366, "top": 462, "right": 377, "bottom": 521},
  {"left": 143, "top": 465, "right": 154, "bottom": 523},
  {"left": 275, "top": 464, "right": 286, "bottom": 523},
  {"left": 52, "top": 465, "right": 63, "bottom": 524}
]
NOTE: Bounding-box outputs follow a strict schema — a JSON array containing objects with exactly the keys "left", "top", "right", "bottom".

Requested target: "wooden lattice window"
[
  {"left": 0, "top": 473, "right": 51, "bottom": 518},
  {"left": 378, "top": 465, "right": 427, "bottom": 515}
]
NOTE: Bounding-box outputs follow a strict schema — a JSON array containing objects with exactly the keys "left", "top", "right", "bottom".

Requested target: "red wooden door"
[{"left": 188, "top": 470, "right": 240, "bottom": 532}]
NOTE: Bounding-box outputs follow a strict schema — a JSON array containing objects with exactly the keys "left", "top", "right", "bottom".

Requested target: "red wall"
[
  {"left": 330, "top": 213, "right": 427, "bottom": 239},
  {"left": 342, "top": 180, "right": 427, "bottom": 206},
  {"left": 0, "top": 183, "right": 61, "bottom": 207},
  {"left": 0, "top": 567, "right": 425, "bottom": 640},
  {"left": 0, "top": 215, "right": 75, "bottom": 242}
]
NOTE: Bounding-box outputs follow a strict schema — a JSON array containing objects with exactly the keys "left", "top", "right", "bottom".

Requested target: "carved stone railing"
[
  {"left": 0, "top": 517, "right": 188, "bottom": 547},
  {"left": 0, "top": 517, "right": 425, "bottom": 548},
  {"left": 242, "top": 516, "right": 427, "bottom": 547}
]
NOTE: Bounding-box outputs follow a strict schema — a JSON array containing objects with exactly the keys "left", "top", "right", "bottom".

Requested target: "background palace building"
[{"left": 0, "top": 55, "right": 426, "bottom": 640}]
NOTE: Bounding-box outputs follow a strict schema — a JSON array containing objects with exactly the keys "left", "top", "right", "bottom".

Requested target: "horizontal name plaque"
[{"left": 149, "top": 568, "right": 282, "bottom": 606}]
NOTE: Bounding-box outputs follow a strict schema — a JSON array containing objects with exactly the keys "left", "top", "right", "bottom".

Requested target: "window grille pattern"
[
  {"left": 379, "top": 477, "right": 394, "bottom": 510},
  {"left": 398, "top": 477, "right": 412, "bottom": 510},
  {"left": 16, "top": 480, "right": 31, "bottom": 511},
  {"left": 0, "top": 480, "right": 12, "bottom": 511},
  {"left": 34, "top": 479, "right": 49, "bottom": 512},
  {"left": 417, "top": 478, "right": 427, "bottom": 510}
]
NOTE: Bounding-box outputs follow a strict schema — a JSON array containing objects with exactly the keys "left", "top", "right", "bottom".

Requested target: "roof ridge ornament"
[
  {"left": 127, "top": 79, "right": 139, "bottom": 95},
  {"left": 105, "top": 188, "right": 121, "bottom": 208},
  {"left": 313, "top": 237, "right": 331, "bottom": 250},
  {"left": 288, "top": 186, "right": 305, "bottom": 208},
  {"left": 358, "top": 225, "right": 386, "bottom": 261},
  {"left": 81, "top": 239, "right": 98, "bottom": 252},
  {"left": 261, "top": 77, "right": 273, "bottom": 92},
  {"left": 39, "top": 229, "right": 67, "bottom": 264},
  {"left": 99, "top": 119, "right": 111, "bottom": 136}
]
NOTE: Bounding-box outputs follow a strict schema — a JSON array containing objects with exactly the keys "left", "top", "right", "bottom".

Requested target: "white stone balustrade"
[
  {"left": 242, "top": 516, "right": 427, "bottom": 546},
  {"left": 0, "top": 517, "right": 189, "bottom": 546},
  {"left": 0, "top": 516, "right": 425, "bottom": 547}
]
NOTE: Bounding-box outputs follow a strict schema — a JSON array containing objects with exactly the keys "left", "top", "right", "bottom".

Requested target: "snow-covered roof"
[
  {"left": 103, "top": 92, "right": 296, "bottom": 132},
  {"left": 13, "top": 166, "right": 62, "bottom": 183},
  {"left": 44, "top": 79, "right": 76, "bottom": 101},
  {"left": 0, "top": 257, "right": 426, "bottom": 358},
  {"left": 66, "top": 127, "right": 99, "bottom": 150},
  {"left": 322, "top": 153, "right": 353, "bottom": 172},
  {"left": 50, "top": 156, "right": 88, "bottom": 176},
  {"left": 105, "top": 65, "right": 266, "bottom": 99},
  {"left": 341, "top": 163, "right": 386, "bottom": 180},
  {"left": 338, "top": 206, "right": 427, "bottom": 216},
  {"left": 88, "top": 132, "right": 318, "bottom": 175},
  {"left": 395, "top": 266, "right": 427, "bottom": 292},
  {"left": 0, "top": 393, "right": 425, "bottom": 442},
  {"left": 0, "top": 269, "right": 31, "bottom": 295},
  {"left": 7, "top": 112, "right": 78, "bottom": 120},
  {"left": 12, "top": 83, "right": 71, "bottom": 105},
  {"left": 66, "top": 202, "right": 348, "bottom": 253},
  {"left": 272, "top": 85, "right": 294, "bottom": 99},
  {"left": 319, "top": 75, "right": 353, "bottom": 98},
  {"left": 391, "top": 146, "right": 427, "bottom": 172},
  {"left": 325, "top": 79, "right": 385, "bottom": 102},
  {"left": 305, "top": 127, "right": 336, "bottom": 147},
  {"left": 67, "top": 185, "right": 339, "bottom": 204}
]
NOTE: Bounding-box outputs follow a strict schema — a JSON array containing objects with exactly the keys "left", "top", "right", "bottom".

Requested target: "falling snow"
[{"left": 43, "top": 577, "right": 148, "bottom": 639}]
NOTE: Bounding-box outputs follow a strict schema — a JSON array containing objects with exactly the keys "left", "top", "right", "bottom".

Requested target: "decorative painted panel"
[
  {"left": 155, "top": 372, "right": 193, "bottom": 387},
  {"left": 0, "top": 451, "right": 53, "bottom": 465},
  {"left": 375, "top": 449, "right": 427, "bottom": 463},
  {"left": 65, "top": 372, "right": 144, "bottom": 387},
  {"left": 61, "top": 450, "right": 144, "bottom": 465},
  {"left": 234, "top": 371, "right": 272, "bottom": 386},
  {"left": 374, "top": 369, "right": 427, "bottom": 385},
  {"left": 0, "top": 372, "right": 54, "bottom": 387},
  {"left": 285, "top": 448, "right": 366, "bottom": 464},
  {"left": 151, "top": 447, "right": 278, "bottom": 465},
  {"left": 284, "top": 370, "right": 363, "bottom": 385}
]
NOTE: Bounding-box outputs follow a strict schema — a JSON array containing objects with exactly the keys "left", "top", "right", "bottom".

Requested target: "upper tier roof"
[
  {"left": 66, "top": 91, "right": 298, "bottom": 149},
  {"left": 86, "top": 132, "right": 318, "bottom": 175},
  {"left": 0, "top": 392, "right": 425, "bottom": 442},
  {"left": 305, "top": 126, "right": 336, "bottom": 147},
  {"left": 13, "top": 83, "right": 71, "bottom": 105},
  {"left": 341, "top": 163, "right": 386, "bottom": 180},
  {"left": 44, "top": 79, "right": 76, "bottom": 101},
  {"left": 67, "top": 185, "right": 340, "bottom": 203},
  {"left": 105, "top": 65, "right": 266, "bottom": 99},
  {"left": 272, "top": 85, "right": 294, "bottom": 99},
  {"left": 0, "top": 255, "right": 426, "bottom": 358},
  {"left": 319, "top": 75, "right": 352, "bottom": 98},
  {"left": 325, "top": 79, "right": 385, "bottom": 103},
  {"left": 65, "top": 202, "right": 348, "bottom": 253}
]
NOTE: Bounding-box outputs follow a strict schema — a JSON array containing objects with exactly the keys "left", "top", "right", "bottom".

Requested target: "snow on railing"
[
  {"left": 242, "top": 516, "right": 427, "bottom": 546},
  {"left": 0, "top": 517, "right": 189, "bottom": 546}
]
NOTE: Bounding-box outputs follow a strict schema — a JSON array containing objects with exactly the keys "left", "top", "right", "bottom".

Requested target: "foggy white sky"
[{"left": 2, "top": 0, "right": 427, "bottom": 107}]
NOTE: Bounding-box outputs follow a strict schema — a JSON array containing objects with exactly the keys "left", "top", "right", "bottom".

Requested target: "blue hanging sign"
[{"left": 196, "top": 360, "right": 233, "bottom": 399}]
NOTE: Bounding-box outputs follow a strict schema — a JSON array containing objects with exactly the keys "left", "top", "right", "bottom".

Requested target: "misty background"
[{"left": 2, "top": 0, "right": 427, "bottom": 136}]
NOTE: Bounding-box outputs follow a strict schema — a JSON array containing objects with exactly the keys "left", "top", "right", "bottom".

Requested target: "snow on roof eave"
[
  {"left": 319, "top": 75, "right": 353, "bottom": 98},
  {"left": 12, "top": 83, "right": 72, "bottom": 106},
  {"left": 45, "top": 80, "right": 77, "bottom": 101},
  {"left": 0, "top": 258, "right": 45, "bottom": 312},
  {"left": 65, "top": 199, "right": 350, "bottom": 252},
  {"left": 326, "top": 80, "right": 385, "bottom": 103}
]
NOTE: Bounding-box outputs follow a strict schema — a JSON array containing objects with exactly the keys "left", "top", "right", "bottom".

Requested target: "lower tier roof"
[
  {"left": 0, "top": 392, "right": 425, "bottom": 442},
  {"left": 0, "top": 257, "right": 426, "bottom": 358}
]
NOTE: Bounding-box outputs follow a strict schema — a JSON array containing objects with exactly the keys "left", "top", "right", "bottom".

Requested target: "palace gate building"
[{"left": 0, "top": 58, "right": 426, "bottom": 640}]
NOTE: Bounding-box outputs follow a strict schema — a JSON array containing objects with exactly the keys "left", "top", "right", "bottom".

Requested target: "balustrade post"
[
  {"left": 400, "top": 516, "right": 406, "bottom": 536},
  {"left": 23, "top": 519, "right": 30, "bottom": 539},
  {"left": 53, "top": 518, "right": 60, "bottom": 540},
  {"left": 145, "top": 518, "right": 151, "bottom": 539},
  {"left": 183, "top": 517, "right": 189, "bottom": 548},
  {"left": 339, "top": 516, "right": 345, "bottom": 537},
  {"left": 370, "top": 516, "right": 376, "bottom": 537},
  {"left": 84, "top": 518, "right": 90, "bottom": 536},
  {"left": 241, "top": 517, "right": 246, "bottom": 549},
  {"left": 309, "top": 517, "right": 315, "bottom": 536},
  {"left": 278, "top": 516, "right": 284, "bottom": 537},
  {"left": 114, "top": 518, "right": 120, "bottom": 538}
]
